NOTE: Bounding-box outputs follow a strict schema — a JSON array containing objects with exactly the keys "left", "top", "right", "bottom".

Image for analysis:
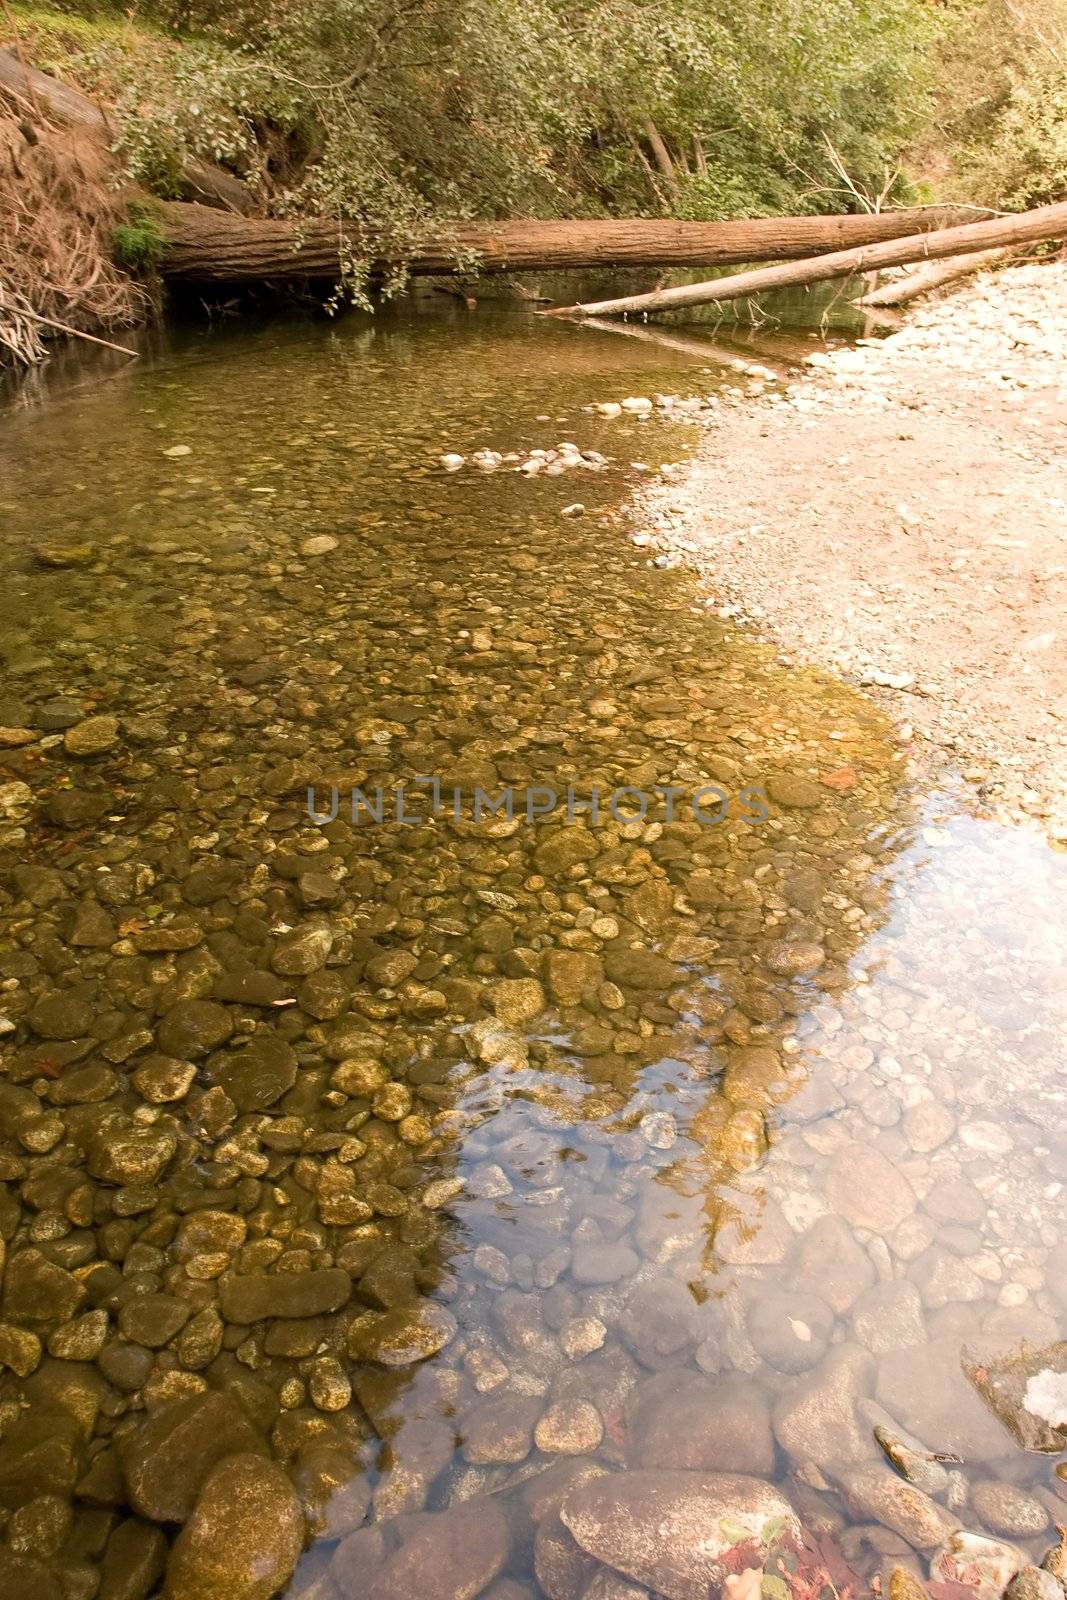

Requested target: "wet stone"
[
  {"left": 923, "top": 1174, "right": 986, "bottom": 1227},
  {"left": 130, "top": 1055, "right": 197, "bottom": 1103},
  {"left": 365, "top": 1499, "right": 511, "bottom": 1600},
  {"left": 48, "top": 1063, "right": 117, "bottom": 1104},
  {"left": 629, "top": 1373, "right": 774, "bottom": 1475},
  {"left": 2, "top": 1249, "right": 86, "bottom": 1324},
  {"left": 560, "top": 1470, "right": 799, "bottom": 1600},
  {"left": 87, "top": 1126, "right": 176, "bottom": 1186},
  {"left": 5, "top": 1493, "right": 71, "bottom": 1556},
  {"left": 213, "top": 971, "right": 292, "bottom": 1006},
  {"left": 839, "top": 1467, "right": 960, "bottom": 1549},
  {"left": 69, "top": 900, "right": 118, "bottom": 947},
  {"left": 164, "top": 1453, "right": 303, "bottom": 1600},
  {"left": 572, "top": 1241, "right": 640, "bottom": 1285},
  {"left": 177, "top": 1308, "right": 224, "bottom": 1370},
  {"left": 98, "top": 1340, "right": 155, "bottom": 1393},
  {"left": 48, "top": 1310, "right": 109, "bottom": 1361},
  {"left": 765, "top": 939, "right": 825, "bottom": 977},
  {"left": 603, "top": 948, "right": 677, "bottom": 990},
  {"left": 99, "top": 1518, "right": 167, "bottom": 1600},
  {"left": 462, "top": 1392, "right": 541, "bottom": 1463},
  {"left": 851, "top": 1282, "right": 927, "bottom": 1354},
  {"left": 347, "top": 1302, "right": 457, "bottom": 1366},
  {"left": 826, "top": 1142, "right": 916, "bottom": 1232},
  {"left": 488, "top": 977, "right": 547, "bottom": 1024},
  {"left": 365, "top": 948, "right": 419, "bottom": 988},
  {"left": 903, "top": 1102, "right": 957, "bottom": 1153},
  {"left": 767, "top": 773, "right": 823, "bottom": 809},
  {"left": 117, "top": 1294, "right": 191, "bottom": 1349},
  {"left": 773, "top": 1344, "right": 878, "bottom": 1471},
  {"left": 962, "top": 1339, "right": 1067, "bottom": 1451},
  {"left": 272, "top": 925, "right": 334, "bottom": 975},
  {"left": 0, "top": 1549, "right": 63, "bottom": 1600},
  {"left": 1006, "top": 1568, "right": 1065, "bottom": 1600},
  {"left": 28, "top": 992, "right": 92, "bottom": 1040},
  {"left": 212, "top": 1033, "right": 298, "bottom": 1111},
  {"left": 0, "top": 1321, "right": 42, "bottom": 1376},
  {"left": 156, "top": 1000, "right": 234, "bottom": 1058},
  {"left": 970, "top": 1481, "right": 1050, "bottom": 1538},
  {"left": 309, "top": 1356, "right": 352, "bottom": 1412},
  {"left": 64, "top": 715, "right": 119, "bottom": 757},
  {"left": 876, "top": 1338, "right": 1014, "bottom": 1458},
  {"left": 220, "top": 1267, "right": 352, "bottom": 1323},
  {"left": 120, "top": 1391, "right": 267, "bottom": 1522},
  {"left": 714, "top": 1194, "right": 792, "bottom": 1266},
  {"left": 930, "top": 1531, "right": 1026, "bottom": 1600},
  {"left": 746, "top": 1289, "right": 834, "bottom": 1373},
  {"left": 182, "top": 861, "right": 243, "bottom": 905},
  {"left": 0, "top": 1411, "right": 84, "bottom": 1507},
  {"left": 535, "top": 1400, "right": 604, "bottom": 1454},
  {"left": 544, "top": 949, "right": 604, "bottom": 1006}
]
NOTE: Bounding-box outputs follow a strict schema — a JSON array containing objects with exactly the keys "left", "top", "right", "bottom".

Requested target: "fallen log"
[
  {"left": 542, "top": 201, "right": 1067, "bottom": 318},
  {"left": 854, "top": 247, "right": 1012, "bottom": 308},
  {"left": 0, "top": 48, "right": 254, "bottom": 213},
  {"left": 157, "top": 202, "right": 990, "bottom": 283}
]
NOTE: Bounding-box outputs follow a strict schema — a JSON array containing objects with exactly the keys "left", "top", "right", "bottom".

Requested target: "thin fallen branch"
[
  {"left": 854, "top": 247, "right": 1013, "bottom": 308},
  {"left": 13, "top": 302, "right": 140, "bottom": 355},
  {"left": 542, "top": 200, "right": 1067, "bottom": 318}
]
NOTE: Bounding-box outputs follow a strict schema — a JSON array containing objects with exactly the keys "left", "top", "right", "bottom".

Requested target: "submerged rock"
[
  {"left": 560, "top": 1470, "right": 799, "bottom": 1600},
  {"left": 839, "top": 1467, "right": 960, "bottom": 1549},
  {"left": 826, "top": 1142, "right": 917, "bottom": 1233},
  {"left": 164, "top": 1453, "right": 304, "bottom": 1600},
  {"left": 64, "top": 715, "right": 119, "bottom": 757},
  {"left": 628, "top": 1374, "right": 774, "bottom": 1476},
  {"left": 930, "top": 1531, "right": 1026, "bottom": 1600},
  {"left": 220, "top": 1268, "right": 352, "bottom": 1323},
  {"left": 962, "top": 1340, "right": 1067, "bottom": 1451},
  {"left": 120, "top": 1391, "right": 267, "bottom": 1521},
  {"left": 347, "top": 1302, "right": 457, "bottom": 1366},
  {"left": 367, "top": 1500, "right": 510, "bottom": 1600},
  {"left": 773, "top": 1345, "right": 878, "bottom": 1471}
]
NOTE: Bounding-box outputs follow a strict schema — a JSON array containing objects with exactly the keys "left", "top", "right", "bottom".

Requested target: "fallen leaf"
[{"left": 820, "top": 766, "right": 857, "bottom": 791}]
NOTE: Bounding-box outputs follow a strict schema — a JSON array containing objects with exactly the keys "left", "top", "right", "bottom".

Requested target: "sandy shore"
[{"left": 638, "top": 262, "right": 1067, "bottom": 836}]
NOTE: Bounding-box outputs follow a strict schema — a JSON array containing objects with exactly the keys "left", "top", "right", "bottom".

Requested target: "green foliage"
[
  {"left": 112, "top": 200, "right": 165, "bottom": 270},
  {"left": 924, "top": 0, "right": 1067, "bottom": 207},
  {"left": 25, "top": 0, "right": 1056, "bottom": 301},
  {"left": 14, "top": 0, "right": 939, "bottom": 238}
]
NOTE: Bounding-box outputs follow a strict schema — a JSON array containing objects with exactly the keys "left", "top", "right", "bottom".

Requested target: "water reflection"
[{"left": 0, "top": 308, "right": 1064, "bottom": 1600}]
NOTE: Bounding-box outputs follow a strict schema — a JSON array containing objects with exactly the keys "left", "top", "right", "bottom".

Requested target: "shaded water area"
[{"left": 0, "top": 305, "right": 1066, "bottom": 1600}]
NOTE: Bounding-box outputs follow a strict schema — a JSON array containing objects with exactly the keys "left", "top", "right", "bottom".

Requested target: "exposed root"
[{"left": 0, "top": 87, "right": 150, "bottom": 367}]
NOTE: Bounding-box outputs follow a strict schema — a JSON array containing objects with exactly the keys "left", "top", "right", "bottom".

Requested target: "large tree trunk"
[
  {"left": 854, "top": 247, "right": 1012, "bottom": 308},
  {"left": 643, "top": 118, "right": 679, "bottom": 199},
  {"left": 158, "top": 202, "right": 991, "bottom": 283},
  {"left": 543, "top": 202, "right": 1067, "bottom": 318},
  {"left": 0, "top": 48, "right": 255, "bottom": 213}
]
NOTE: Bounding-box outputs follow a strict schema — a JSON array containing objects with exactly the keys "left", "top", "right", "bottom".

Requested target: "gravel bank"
[{"left": 639, "top": 262, "right": 1067, "bottom": 835}]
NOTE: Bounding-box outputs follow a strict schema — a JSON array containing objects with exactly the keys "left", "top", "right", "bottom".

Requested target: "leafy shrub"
[{"left": 917, "top": 0, "right": 1067, "bottom": 207}]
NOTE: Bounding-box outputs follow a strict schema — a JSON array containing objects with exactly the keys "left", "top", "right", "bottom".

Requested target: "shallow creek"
[{"left": 0, "top": 306, "right": 1065, "bottom": 1600}]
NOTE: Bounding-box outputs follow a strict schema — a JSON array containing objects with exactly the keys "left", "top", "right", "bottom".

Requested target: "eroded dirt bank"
[{"left": 640, "top": 263, "right": 1067, "bottom": 836}]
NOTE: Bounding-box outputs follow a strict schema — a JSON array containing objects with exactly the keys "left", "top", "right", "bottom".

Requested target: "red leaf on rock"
[
  {"left": 820, "top": 766, "right": 858, "bottom": 791},
  {"left": 928, "top": 1582, "right": 981, "bottom": 1600},
  {"left": 722, "top": 1540, "right": 765, "bottom": 1575}
]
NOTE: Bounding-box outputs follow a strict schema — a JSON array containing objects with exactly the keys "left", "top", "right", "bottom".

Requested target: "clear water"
[{"left": 0, "top": 304, "right": 1064, "bottom": 1600}]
